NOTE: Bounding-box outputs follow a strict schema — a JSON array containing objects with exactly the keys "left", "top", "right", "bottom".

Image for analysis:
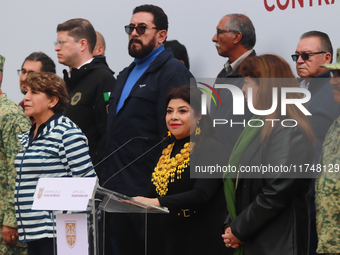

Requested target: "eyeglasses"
[
  {"left": 216, "top": 29, "right": 238, "bottom": 37},
  {"left": 291, "top": 51, "right": 326, "bottom": 62},
  {"left": 17, "top": 69, "right": 35, "bottom": 76},
  {"left": 54, "top": 40, "right": 67, "bottom": 47},
  {"left": 124, "top": 25, "right": 159, "bottom": 35},
  {"left": 330, "top": 70, "right": 340, "bottom": 78}
]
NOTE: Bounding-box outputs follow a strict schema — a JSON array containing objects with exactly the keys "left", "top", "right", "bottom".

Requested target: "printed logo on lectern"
[
  {"left": 37, "top": 188, "right": 44, "bottom": 199},
  {"left": 65, "top": 221, "right": 77, "bottom": 249}
]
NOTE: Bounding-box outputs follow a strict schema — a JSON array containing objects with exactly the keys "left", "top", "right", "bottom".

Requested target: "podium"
[
  {"left": 96, "top": 185, "right": 169, "bottom": 213},
  {"left": 32, "top": 177, "right": 169, "bottom": 255}
]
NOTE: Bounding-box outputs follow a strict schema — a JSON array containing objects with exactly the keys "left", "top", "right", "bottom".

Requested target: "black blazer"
[
  {"left": 226, "top": 124, "right": 314, "bottom": 255},
  {"left": 101, "top": 48, "right": 194, "bottom": 195}
]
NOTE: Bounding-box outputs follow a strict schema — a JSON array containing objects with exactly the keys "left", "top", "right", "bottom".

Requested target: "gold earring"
[
  {"left": 167, "top": 131, "right": 171, "bottom": 137},
  {"left": 195, "top": 126, "right": 201, "bottom": 136}
]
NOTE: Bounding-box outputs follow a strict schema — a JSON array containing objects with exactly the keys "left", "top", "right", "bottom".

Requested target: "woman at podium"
[
  {"left": 135, "top": 85, "right": 229, "bottom": 255},
  {"left": 14, "top": 72, "right": 96, "bottom": 255}
]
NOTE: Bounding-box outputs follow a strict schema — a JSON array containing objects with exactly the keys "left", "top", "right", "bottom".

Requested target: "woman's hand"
[
  {"left": 133, "top": 196, "right": 161, "bottom": 207},
  {"left": 222, "top": 226, "right": 243, "bottom": 249},
  {"left": 2, "top": 226, "right": 19, "bottom": 244}
]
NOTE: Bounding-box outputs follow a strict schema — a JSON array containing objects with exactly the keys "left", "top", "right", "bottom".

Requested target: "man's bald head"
[{"left": 93, "top": 31, "right": 106, "bottom": 56}]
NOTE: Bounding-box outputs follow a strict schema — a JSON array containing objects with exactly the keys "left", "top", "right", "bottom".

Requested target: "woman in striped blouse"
[{"left": 14, "top": 72, "right": 96, "bottom": 255}]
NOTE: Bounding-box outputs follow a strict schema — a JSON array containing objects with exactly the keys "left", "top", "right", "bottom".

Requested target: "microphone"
[
  {"left": 101, "top": 137, "right": 168, "bottom": 188},
  {"left": 81, "top": 136, "right": 152, "bottom": 177}
]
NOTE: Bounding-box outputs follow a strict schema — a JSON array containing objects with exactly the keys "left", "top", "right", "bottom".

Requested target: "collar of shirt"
[
  {"left": 29, "top": 112, "right": 63, "bottom": 144},
  {"left": 224, "top": 49, "right": 254, "bottom": 75},
  {"left": 134, "top": 45, "right": 165, "bottom": 66},
  {"left": 299, "top": 79, "right": 309, "bottom": 89},
  {"left": 312, "top": 70, "right": 331, "bottom": 79},
  {"left": 77, "top": 58, "right": 94, "bottom": 69},
  {"left": 300, "top": 70, "right": 331, "bottom": 91}
]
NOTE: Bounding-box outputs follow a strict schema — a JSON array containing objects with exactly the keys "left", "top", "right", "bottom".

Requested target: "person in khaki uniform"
[
  {"left": 316, "top": 47, "right": 340, "bottom": 255},
  {"left": 0, "top": 55, "right": 31, "bottom": 255}
]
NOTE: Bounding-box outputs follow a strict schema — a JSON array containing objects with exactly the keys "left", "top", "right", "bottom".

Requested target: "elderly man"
[
  {"left": 55, "top": 18, "right": 116, "bottom": 178},
  {"left": 315, "top": 47, "right": 340, "bottom": 255},
  {"left": 101, "top": 4, "right": 193, "bottom": 254},
  {"left": 293, "top": 31, "right": 340, "bottom": 163},
  {"left": 211, "top": 14, "right": 255, "bottom": 155},
  {"left": 0, "top": 55, "right": 31, "bottom": 255},
  {"left": 292, "top": 31, "right": 340, "bottom": 255}
]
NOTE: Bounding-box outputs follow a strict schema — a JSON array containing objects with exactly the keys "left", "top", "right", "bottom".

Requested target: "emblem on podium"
[
  {"left": 37, "top": 188, "right": 44, "bottom": 199},
  {"left": 65, "top": 221, "right": 77, "bottom": 248}
]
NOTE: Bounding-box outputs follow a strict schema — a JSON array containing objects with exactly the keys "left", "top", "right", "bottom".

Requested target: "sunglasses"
[
  {"left": 291, "top": 51, "right": 326, "bottom": 62},
  {"left": 124, "top": 25, "right": 159, "bottom": 35}
]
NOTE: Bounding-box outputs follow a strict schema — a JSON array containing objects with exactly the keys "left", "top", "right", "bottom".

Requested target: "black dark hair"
[
  {"left": 133, "top": 4, "right": 168, "bottom": 32},
  {"left": 22, "top": 52, "right": 56, "bottom": 73},
  {"left": 165, "top": 85, "right": 214, "bottom": 148},
  {"left": 164, "top": 40, "right": 190, "bottom": 69},
  {"left": 300, "top": 30, "right": 333, "bottom": 63}
]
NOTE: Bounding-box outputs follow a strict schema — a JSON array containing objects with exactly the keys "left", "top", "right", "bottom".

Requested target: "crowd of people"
[{"left": 0, "top": 3, "right": 339, "bottom": 255}]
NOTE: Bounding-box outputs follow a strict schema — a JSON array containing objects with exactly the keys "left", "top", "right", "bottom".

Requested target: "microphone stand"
[
  {"left": 80, "top": 136, "right": 151, "bottom": 177},
  {"left": 101, "top": 137, "right": 167, "bottom": 188}
]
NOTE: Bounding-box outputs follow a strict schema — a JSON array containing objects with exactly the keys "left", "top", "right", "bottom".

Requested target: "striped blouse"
[{"left": 15, "top": 115, "right": 96, "bottom": 242}]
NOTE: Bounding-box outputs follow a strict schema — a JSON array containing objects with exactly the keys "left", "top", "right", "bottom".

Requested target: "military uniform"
[
  {"left": 0, "top": 93, "right": 30, "bottom": 255},
  {"left": 315, "top": 116, "right": 340, "bottom": 254}
]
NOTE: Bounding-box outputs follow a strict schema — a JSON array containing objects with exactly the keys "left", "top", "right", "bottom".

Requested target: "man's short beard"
[
  {"left": 20, "top": 83, "right": 27, "bottom": 95},
  {"left": 128, "top": 38, "right": 156, "bottom": 59}
]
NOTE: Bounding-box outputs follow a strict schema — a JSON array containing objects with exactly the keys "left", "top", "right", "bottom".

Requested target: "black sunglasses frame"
[
  {"left": 291, "top": 51, "right": 326, "bottom": 62},
  {"left": 124, "top": 25, "right": 159, "bottom": 35}
]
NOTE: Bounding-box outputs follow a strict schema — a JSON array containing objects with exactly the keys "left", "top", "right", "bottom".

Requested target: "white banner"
[{"left": 32, "top": 177, "right": 97, "bottom": 211}]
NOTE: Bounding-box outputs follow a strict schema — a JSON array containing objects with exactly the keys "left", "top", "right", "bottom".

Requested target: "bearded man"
[{"left": 101, "top": 4, "right": 193, "bottom": 255}]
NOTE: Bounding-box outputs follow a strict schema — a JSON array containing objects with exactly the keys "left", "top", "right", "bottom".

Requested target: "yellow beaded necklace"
[{"left": 152, "top": 141, "right": 193, "bottom": 196}]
